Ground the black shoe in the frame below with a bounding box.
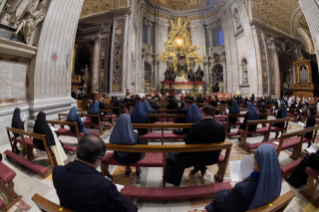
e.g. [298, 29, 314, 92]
[125, 167, 132, 176]
[238, 137, 241, 142]
[200, 166, 207, 177]
[275, 132, 279, 139]
[190, 168, 200, 175]
[284, 176, 290, 183]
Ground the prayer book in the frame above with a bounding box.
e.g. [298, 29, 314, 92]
[306, 144, 318, 154]
[49, 126, 59, 132]
[273, 141, 280, 145]
[115, 184, 125, 191]
[298, 122, 305, 127]
[229, 155, 254, 182]
[81, 117, 86, 122]
[22, 114, 29, 122]
[225, 108, 229, 114]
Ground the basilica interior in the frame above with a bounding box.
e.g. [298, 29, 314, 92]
[1, 0, 319, 211]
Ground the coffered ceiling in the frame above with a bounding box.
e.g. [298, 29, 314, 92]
[149, 0, 208, 11]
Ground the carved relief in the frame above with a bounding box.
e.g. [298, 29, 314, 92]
[241, 58, 248, 84]
[80, 0, 129, 19]
[233, 8, 241, 29]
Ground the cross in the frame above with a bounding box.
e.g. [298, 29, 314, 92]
[51, 53, 58, 63]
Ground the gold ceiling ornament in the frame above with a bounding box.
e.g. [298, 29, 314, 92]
[158, 17, 204, 72]
[149, 0, 207, 11]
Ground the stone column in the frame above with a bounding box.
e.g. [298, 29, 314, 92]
[91, 36, 101, 93]
[272, 45, 281, 98]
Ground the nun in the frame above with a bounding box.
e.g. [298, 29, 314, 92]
[272, 102, 287, 139]
[144, 101, 157, 123]
[205, 144, 282, 212]
[33, 112, 67, 165]
[130, 101, 149, 136]
[174, 101, 188, 124]
[11, 108, 26, 152]
[110, 114, 146, 176]
[238, 102, 259, 141]
[66, 107, 89, 135]
[89, 101, 104, 124]
[226, 100, 240, 132]
[173, 103, 202, 135]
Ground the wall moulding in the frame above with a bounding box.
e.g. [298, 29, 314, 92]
[0, 38, 37, 58]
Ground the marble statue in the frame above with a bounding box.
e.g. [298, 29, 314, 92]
[188, 71, 196, 82]
[213, 53, 220, 63]
[81, 64, 90, 91]
[242, 60, 248, 84]
[195, 65, 204, 82]
[13, 1, 46, 44]
[233, 8, 241, 29]
[175, 71, 188, 82]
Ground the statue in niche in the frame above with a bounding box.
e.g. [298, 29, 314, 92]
[81, 64, 90, 92]
[0, 0, 30, 27]
[299, 65, 308, 83]
[233, 8, 241, 29]
[195, 65, 204, 82]
[213, 53, 220, 63]
[242, 59, 248, 84]
[13, 1, 47, 44]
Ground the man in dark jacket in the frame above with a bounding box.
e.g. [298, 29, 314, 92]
[151, 98, 161, 110]
[164, 105, 225, 186]
[53, 135, 137, 212]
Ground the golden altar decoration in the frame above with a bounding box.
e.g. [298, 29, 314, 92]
[158, 17, 204, 72]
[234, 89, 241, 97]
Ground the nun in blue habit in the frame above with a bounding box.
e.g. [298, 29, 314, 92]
[130, 101, 149, 135]
[205, 144, 282, 212]
[173, 103, 202, 135]
[238, 102, 259, 137]
[229, 99, 240, 124]
[110, 114, 145, 176]
[67, 107, 89, 135]
[144, 101, 157, 123]
[272, 102, 287, 139]
[89, 101, 104, 124]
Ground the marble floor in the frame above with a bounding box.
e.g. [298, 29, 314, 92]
[1, 121, 319, 212]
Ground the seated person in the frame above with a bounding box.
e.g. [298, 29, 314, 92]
[11, 108, 25, 138]
[110, 96, 116, 103]
[151, 98, 161, 110]
[86, 99, 92, 110]
[53, 134, 138, 212]
[99, 97, 108, 116]
[227, 97, 233, 107]
[67, 107, 89, 135]
[273, 102, 287, 139]
[110, 114, 145, 176]
[196, 95, 204, 103]
[205, 144, 281, 212]
[167, 98, 178, 112]
[299, 101, 309, 121]
[226, 100, 240, 132]
[34, 112, 67, 165]
[238, 102, 259, 141]
[144, 101, 157, 123]
[221, 96, 227, 104]
[114, 97, 125, 115]
[304, 107, 316, 140]
[89, 101, 104, 124]
[174, 101, 188, 124]
[130, 101, 149, 136]
[259, 102, 268, 120]
[209, 96, 218, 107]
[164, 105, 224, 186]
[173, 103, 201, 135]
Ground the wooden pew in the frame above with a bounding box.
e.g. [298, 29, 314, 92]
[132, 123, 192, 144]
[147, 114, 186, 124]
[154, 109, 178, 113]
[238, 118, 290, 152]
[300, 167, 319, 208]
[0, 161, 22, 212]
[5, 127, 57, 178]
[78, 109, 115, 125]
[32, 193, 74, 212]
[101, 142, 233, 200]
[58, 113, 106, 133]
[222, 114, 246, 138]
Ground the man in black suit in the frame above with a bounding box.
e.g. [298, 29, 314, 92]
[53, 135, 137, 212]
[164, 105, 225, 186]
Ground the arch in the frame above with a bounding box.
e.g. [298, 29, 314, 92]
[211, 64, 224, 92]
[297, 27, 315, 54]
[278, 56, 293, 97]
[290, 6, 304, 38]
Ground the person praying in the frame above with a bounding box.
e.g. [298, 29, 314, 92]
[89, 101, 104, 124]
[130, 101, 149, 136]
[272, 102, 287, 139]
[238, 102, 259, 141]
[226, 99, 240, 132]
[205, 144, 281, 212]
[110, 114, 146, 176]
[164, 105, 225, 186]
[67, 107, 89, 135]
[33, 112, 67, 165]
[144, 101, 157, 123]
[11, 108, 25, 138]
[173, 103, 202, 135]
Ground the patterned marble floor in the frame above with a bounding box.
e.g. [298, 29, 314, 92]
[1, 121, 319, 212]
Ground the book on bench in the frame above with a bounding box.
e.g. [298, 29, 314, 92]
[306, 144, 318, 154]
[229, 155, 254, 182]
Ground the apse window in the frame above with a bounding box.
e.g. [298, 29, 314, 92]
[213, 27, 224, 46]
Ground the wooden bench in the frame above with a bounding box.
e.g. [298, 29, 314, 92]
[6, 127, 57, 178]
[154, 109, 178, 114]
[102, 142, 233, 200]
[300, 167, 319, 208]
[238, 118, 290, 152]
[0, 161, 22, 212]
[132, 123, 193, 144]
[58, 113, 107, 133]
[147, 114, 186, 124]
[32, 193, 74, 212]
[79, 109, 116, 125]
[222, 114, 246, 138]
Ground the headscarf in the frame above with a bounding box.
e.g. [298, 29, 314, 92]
[131, 101, 147, 123]
[66, 107, 89, 135]
[89, 101, 99, 114]
[144, 101, 154, 114]
[186, 104, 202, 123]
[280, 102, 287, 118]
[11, 108, 25, 138]
[110, 114, 137, 158]
[248, 144, 281, 210]
[33, 112, 56, 151]
[230, 99, 239, 114]
[247, 102, 259, 120]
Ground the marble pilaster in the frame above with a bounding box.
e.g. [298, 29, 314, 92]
[272, 46, 281, 98]
[91, 37, 101, 93]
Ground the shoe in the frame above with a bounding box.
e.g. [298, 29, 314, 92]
[200, 166, 207, 177]
[125, 167, 132, 176]
[190, 168, 200, 175]
[136, 168, 141, 177]
[275, 132, 279, 139]
[284, 176, 290, 183]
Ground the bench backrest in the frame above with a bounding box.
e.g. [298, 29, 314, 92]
[32, 193, 74, 212]
[78, 109, 115, 125]
[46, 120, 81, 141]
[58, 113, 104, 133]
[147, 114, 186, 119]
[247, 190, 296, 212]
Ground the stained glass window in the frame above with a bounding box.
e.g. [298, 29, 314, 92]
[219, 29, 224, 45]
[212, 27, 223, 46]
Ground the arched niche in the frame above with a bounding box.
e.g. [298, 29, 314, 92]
[211, 64, 223, 92]
[279, 56, 293, 97]
[144, 62, 152, 92]
[241, 58, 248, 85]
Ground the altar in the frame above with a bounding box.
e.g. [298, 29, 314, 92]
[161, 81, 205, 94]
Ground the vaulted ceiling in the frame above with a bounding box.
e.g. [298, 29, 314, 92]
[149, 0, 208, 11]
